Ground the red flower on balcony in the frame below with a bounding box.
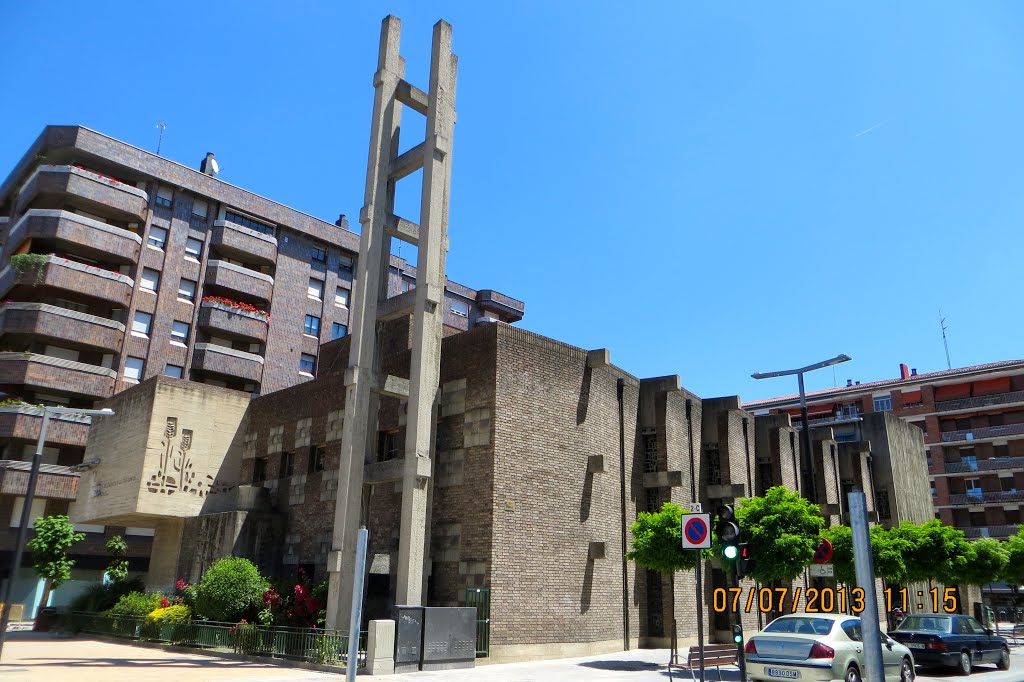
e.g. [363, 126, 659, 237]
[201, 295, 269, 322]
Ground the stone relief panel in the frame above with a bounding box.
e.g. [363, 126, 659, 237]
[146, 416, 232, 497]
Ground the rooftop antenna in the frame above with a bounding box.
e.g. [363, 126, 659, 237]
[155, 120, 166, 156]
[940, 309, 951, 370]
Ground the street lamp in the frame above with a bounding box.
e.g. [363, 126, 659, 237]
[752, 354, 851, 502]
[0, 406, 114, 659]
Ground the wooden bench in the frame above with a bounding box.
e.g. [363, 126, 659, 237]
[668, 643, 739, 681]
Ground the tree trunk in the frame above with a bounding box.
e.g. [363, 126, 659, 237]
[38, 577, 53, 612]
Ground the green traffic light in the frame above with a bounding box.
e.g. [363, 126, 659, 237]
[733, 633, 743, 644]
[723, 544, 739, 560]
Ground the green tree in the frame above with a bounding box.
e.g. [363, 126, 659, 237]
[1003, 529, 1024, 608]
[957, 538, 1008, 596]
[27, 515, 85, 608]
[822, 524, 912, 585]
[735, 486, 824, 584]
[892, 520, 971, 585]
[627, 502, 703, 573]
[192, 557, 268, 622]
[105, 535, 129, 584]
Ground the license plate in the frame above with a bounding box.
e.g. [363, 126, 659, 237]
[766, 668, 800, 679]
[906, 643, 925, 649]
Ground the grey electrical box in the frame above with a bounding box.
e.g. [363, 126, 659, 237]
[421, 606, 476, 671]
[393, 605, 424, 673]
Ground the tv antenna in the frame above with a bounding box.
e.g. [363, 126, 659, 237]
[156, 120, 166, 156]
[939, 310, 951, 370]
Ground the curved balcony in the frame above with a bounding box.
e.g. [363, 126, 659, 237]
[947, 490, 1024, 506]
[0, 256, 134, 307]
[941, 423, 1024, 444]
[6, 209, 142, 264]
[0, 460, 79, 500]
[958, 525, 1021, 539]
[197, 300, 268, 343]
[0, 352, 117, 399]
[211, 220, 277, 265]
[944, 456, 1024, 474]
[15, 165, 148, 222]
[0, 302, 126, 353]
[192, 343, 264, 384]
[205, 260, 273, 304]
[936, 390, 1024, 414]
[0, 406, 91, 447]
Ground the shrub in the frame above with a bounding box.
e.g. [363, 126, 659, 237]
[69, 577, 145, 614]
[144, 605, 191, 626]
[110, 591, 164, 618]
[192, 557, 268, 622]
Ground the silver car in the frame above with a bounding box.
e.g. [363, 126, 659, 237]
[744, 613, 915, 682]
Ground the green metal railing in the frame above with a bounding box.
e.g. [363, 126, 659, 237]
[464, 588, 490, 658]
[68, 612, 366, 667]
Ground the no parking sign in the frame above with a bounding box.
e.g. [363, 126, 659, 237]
[681, 513, 712, 549]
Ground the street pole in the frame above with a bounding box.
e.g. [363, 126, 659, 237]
[849, 492, 885, 682]
[0, 406, 113, 661]
[797, 373, 816, 502]
[346, 526, 368, 682]
[732, 560, 746, 681]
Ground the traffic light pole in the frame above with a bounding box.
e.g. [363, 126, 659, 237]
[732, 559, 746, 682]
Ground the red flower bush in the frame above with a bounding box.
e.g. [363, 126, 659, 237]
[201, 295, 269, 321]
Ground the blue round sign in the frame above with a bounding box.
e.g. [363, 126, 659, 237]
[684, 517, 708, 545]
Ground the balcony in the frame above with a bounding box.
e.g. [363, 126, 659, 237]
[205, 260, 273, 304]
[0, 460, 79, 500]
[211, 221, 277, 265]
[799, 412, 862, 429]
[0, 256, 134, 307]
[192, 343, 263, 384]
[941, 423, 1024, 444]
[0, 405, 91, 446]
[947, 490, 1024, 506]
[0, 352, 116, 399]
[958, 525, 1021, 539]
[15, 165, 149, 222]
[6, 210, 142, 264]
[944, 456, 1024, 474]
[936, 390, 1024, 414]
[197, 300, 268, 343]
[0, 302, 126, 353]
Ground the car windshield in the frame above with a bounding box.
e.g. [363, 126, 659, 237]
[896, 616, 952, 633]
[763, 617, 835, 635]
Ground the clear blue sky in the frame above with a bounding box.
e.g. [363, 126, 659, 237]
[3, 2, 1023, 402]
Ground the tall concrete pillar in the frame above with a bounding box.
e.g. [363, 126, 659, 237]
[327, 15, 457, 629]
[146, 518, 185, 593]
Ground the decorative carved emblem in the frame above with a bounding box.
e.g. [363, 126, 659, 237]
[146, 416, 234, 497]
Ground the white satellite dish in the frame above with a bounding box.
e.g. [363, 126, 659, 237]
[200, 152, 219, 176]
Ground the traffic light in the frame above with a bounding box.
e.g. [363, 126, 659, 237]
[732, 623, 743, 644]
[716, 505, 740, 560]
[737, 542, 756, 578]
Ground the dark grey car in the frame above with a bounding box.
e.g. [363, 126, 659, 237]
[888, 614, 1010, 675]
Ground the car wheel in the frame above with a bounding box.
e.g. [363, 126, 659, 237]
[900, 657, 914, 682]
[845, 665, 862, 682]
[997, 646, 1010, 671]
[956, 650, 972, 676]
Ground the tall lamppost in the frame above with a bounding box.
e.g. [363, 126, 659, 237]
[0, 406, 114, 659]
[752, 354, 851, 502]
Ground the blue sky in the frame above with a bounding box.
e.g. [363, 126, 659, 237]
[3, 2, 1023, 402]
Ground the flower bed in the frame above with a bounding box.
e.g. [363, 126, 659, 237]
[201, 296, 269, 322]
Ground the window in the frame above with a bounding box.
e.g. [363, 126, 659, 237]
[299, 353, 316, 374]
[170, 321, 190, 345]
[332, 323, 347, 340]
[401, 277, 415, 293]
[148, 226, 168, 249]
[131, 311, 153, 336]
[311, 245, 327, 263]
[124, 356, 145, 382]
[338, 254, 354, 274]
[875, 488, 892, 520]
[281, 451, 295, 478]
[191, 198, 208, 218]
[308, 278, 324, 300]
[140, 268, 160, 292]
[155, 186, 174, 208]
[303, 314, 321, 336]
[163, 364, 184, 379]
[178, 278, 197, 302]
[873, 396, 892, 412]
[960, 450, 978, 471]
[451, 299, 470, 318]
[309, 445, 325, 474]
[841, 620, 863, 642]
[185, 237, 203, 259]
[930, 483, 937, 497]
[966, 478, 983, 498]
[335, 287, 350, 307]
[252, 457, 267, 484]
[378, 430, 399, 462]
[224, 210, 275, 236]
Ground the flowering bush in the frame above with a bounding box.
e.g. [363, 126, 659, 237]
[259, 569, 326, 628]
[201, 296, 269, 321]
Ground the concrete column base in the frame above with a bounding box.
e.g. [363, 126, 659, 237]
[146, 518, 185, 593]
[365, 619, 396, 675]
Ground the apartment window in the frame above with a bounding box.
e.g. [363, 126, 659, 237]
[308, 278, 324, 300]
[335, 287, 350, 307]
[451, 299, 470, 318]
[338, 254, 354, 274]
[378, 430, 399, 462]
[311, 245, 327, 263]
[148, 226, 168, 249]
[191, 198, 208, 218]
[401, 277, 415, 293]
[124, 357, 145, 383]
[966, 478, 983, 498]
[54, 298, 89, 314]
[131, 311, 153, 337]
[960, 451, 978, 472]
[931, 483, 937, 498]
[303, 314, 321, 336]
[281, 451, 295, 478]
[140, 268, 160, 292]
[178, 278, 197, 302]
[163, 364, 184, 379]
[1001, 477, 1017, 493]
[185, 237, 203, 259]
[170, 320, 190, 345]
[299, 353, 316, 374]
[309, 445, 325, 474]
[332, 323, 347, 340]
[875, 489, 892, 520]
[873, 396, 892, 412]
[224, 210, 275, 236]
[252, 457, 267, 484]
[995, 444, 1010, 459]
[155, 186, 174, 209]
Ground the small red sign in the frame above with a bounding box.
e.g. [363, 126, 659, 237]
[684, 517, 708, 545]
[813, 538, 833, 564]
